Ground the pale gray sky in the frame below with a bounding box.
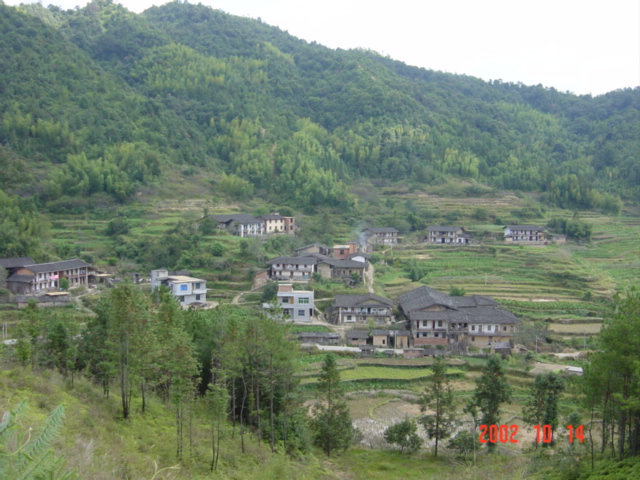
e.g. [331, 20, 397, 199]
[5, 0, 640, 95]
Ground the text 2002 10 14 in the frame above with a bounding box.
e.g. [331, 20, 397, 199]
[479, 424, 585, 444]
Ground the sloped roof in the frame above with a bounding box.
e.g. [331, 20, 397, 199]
[211, 214, 260, 224]
[0, 257, 35, 269]
[454, 295, 498, 308]
[398, 286, 456, 312]
[407, 309, 467, 322]
[303, 253, 366, 269]
[6, 274, 35, 284]
[266, 256, 317, 265]
[427, 226, 463, 232]
[365, 227, 399, 234]
[399, 286, 518, 325]
[295, 243, 328, 252]
[505, 225, 545, 231]
[22, 259, 89, 274]
[346, 330, 370, 339]
[398, 286, 497, 313]
[331, 259, 367, 269]
[333, 293, 394, 308]
[372, 329, 391, 336]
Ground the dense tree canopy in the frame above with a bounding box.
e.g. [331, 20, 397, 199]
[0, 0, 636, 215]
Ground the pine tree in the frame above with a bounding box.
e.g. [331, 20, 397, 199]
[311, 354, 354, 457]
[522, 372, 565, 446]
[419, 356, 456, 456]
[465, 355, 512, 451]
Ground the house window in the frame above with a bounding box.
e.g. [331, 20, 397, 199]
[438, 320, 443, 327]
[346, 315, 353, 321]
[298, 297, 309, 304]
[298, 310, 305, 317]
[180, 284, 188, 291]
[471, 325, 476, 331]
[503, 326, 507, 331]
[281, 298, 289, 303]
[487, 325, 492, 331]
[194, 283, 201, 289]
[471, 336, 475, 342]
[434, 333, 439, 337]
[195, 294, 201, 301]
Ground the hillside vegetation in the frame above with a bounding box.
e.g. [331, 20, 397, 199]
[1, 1, 638, 220]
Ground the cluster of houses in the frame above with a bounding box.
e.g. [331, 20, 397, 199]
[1, 219, 539, 355]
[0, 257, 91, 295]
[263, 281, 519, 354]
[205, 212, 296, 237]
[424, 225, 549, 245]
[200, 210, 551, 247]
[261, 242, 370, 283]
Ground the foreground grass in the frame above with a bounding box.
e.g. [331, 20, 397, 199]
[331, 448, 531, 480]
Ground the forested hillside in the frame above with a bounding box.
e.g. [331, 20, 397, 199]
[1, 0, 638, 256]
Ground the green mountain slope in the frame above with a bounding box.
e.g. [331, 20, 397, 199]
[1, 0, 638, 212]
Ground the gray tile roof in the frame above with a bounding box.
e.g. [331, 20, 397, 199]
[398, 286, 497, 313]
[346, 330, 370, 339]
[211, 214, 261, 224]
[399, 286, 518, 326]
[427, 226, 463, 232]
[22, 259, 90, 274]
[505, 225, 545, 231]
[0, 257, 35, 269]
[295, 243, 328, 251]
[302, 253, 367, 269]
[328, 259, 367, 269]
[365, 227, 399, 233]
[6, 274, 35, 284]
[266, 256, 317, 265]
[333, 293, 394, 308]
[398, 286, 456, 312]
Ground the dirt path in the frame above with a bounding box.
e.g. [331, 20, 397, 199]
[364, 262, 375, 293]
[529, 361, 570, 376]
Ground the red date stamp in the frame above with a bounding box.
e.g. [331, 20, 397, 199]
[479, 424, 585, 444]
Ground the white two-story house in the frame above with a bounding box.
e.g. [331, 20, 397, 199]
[151, 269, 207, 306]
[276, 284, 314, 322]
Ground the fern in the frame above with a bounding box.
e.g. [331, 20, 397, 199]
[0, 403, 78, 480]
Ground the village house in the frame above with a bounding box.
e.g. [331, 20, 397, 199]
[426, 226, 472, 245]
[328, 293, 394, 325]
[210, 214, 264, 237]
[370, 329, 412, 349]
[265, 253, 368, 283]
[345, 330, 370, 346]
[295, 243, 332, 256]
[331, 242, 358, 260]
[266, 256, 316, 281]
[257, 213, 296, 234]
[276, 284, 314, 322]
[297, 331, 339, 345]
[363, 227, 399, 248]
[208, 212, 296, 237]
[504, 225, 547, 244]
[1, 257, 90, 295]
[151, 269, 207, 306]
[398, 285, 519, 349]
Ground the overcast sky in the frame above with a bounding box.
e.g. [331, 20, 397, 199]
[5, 0, 640, 96]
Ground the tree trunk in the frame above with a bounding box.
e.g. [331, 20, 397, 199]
[269, 355, 275, 453]
[141, 380, 146, 414]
